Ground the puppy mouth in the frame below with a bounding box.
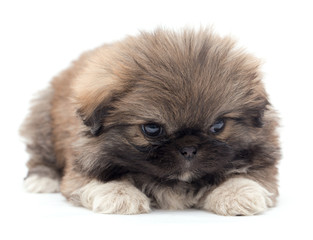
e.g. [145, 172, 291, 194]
[170, 162, 197, 182]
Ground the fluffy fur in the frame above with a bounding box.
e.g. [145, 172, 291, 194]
[24, 175, 60, 193]
[203, 177, 273, 216]
[70, 180, 151, 214]
[21, 28, 280, 215]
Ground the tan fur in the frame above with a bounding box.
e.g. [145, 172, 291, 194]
[21, 28, 280, 216]
[141, 181, 209, 210]
[70, 180, 151, 214]
[24, 175, 60, 193]
[203, 177, 273, 216]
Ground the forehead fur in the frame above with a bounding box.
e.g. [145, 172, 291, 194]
[73, 28, 268, 129]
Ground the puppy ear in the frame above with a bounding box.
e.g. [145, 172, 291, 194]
[251, 108, 266, 128]
[77, 105, 112, 136]
[72, 48, 125, 136]
[245, 99, 270, 128]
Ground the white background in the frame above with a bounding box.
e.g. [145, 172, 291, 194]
[1, 0, 312, 239]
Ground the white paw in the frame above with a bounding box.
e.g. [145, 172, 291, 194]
[71, 180, 151, 214]
[24, 175, 60, 193]
[204, 178, 273, 216]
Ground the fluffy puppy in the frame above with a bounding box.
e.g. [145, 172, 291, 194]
[21, 28, 280, 216]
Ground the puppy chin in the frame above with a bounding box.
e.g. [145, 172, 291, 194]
[168, 168, 195, 182]
[177, 172, 194, 182]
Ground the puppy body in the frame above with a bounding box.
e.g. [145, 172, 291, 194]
[21, 29, 280, 215]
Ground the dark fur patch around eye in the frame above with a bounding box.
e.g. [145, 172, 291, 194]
[174, 128, 203, 138]
[130, 143, 152, 153]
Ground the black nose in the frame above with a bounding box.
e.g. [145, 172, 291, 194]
[180, 146, 197, 160]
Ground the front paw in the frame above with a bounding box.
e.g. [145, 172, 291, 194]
[24, 174, 60, 193]
[70, 180, 151, 214]
[204, 178, 273, 216]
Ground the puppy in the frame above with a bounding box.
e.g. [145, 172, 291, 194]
[21, 28, 280, 216]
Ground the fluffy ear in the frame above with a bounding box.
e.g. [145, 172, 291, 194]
[246, 105, 268, 128]
[72, 48, 126, 136]
[77, 104, 113, 136]
[244, 95, 270, 128]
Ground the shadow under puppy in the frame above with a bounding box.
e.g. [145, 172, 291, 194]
[21, 28, 280, 216]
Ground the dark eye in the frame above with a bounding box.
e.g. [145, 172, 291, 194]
[210, 119, 225, 134]
[142, 123, 163, 137]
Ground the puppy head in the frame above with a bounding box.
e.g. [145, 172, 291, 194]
[73, 29, 278, 183]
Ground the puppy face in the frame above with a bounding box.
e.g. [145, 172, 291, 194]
[73, 29, 278, 184]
